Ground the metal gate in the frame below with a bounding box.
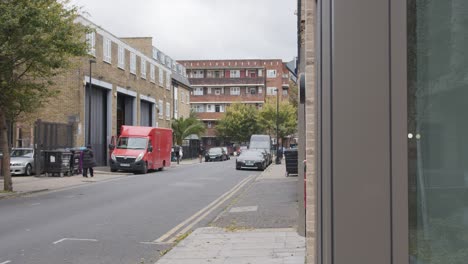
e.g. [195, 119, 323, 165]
[34, 119, 73, 175]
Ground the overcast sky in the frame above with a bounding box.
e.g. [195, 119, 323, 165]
[71, 0, 297, 61]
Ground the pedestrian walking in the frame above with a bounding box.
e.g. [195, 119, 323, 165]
[174, 145, 181, 164]
[198, 144, 205, 163]
[82, 144, 96, 177]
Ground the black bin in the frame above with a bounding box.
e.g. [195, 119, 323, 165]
[43, 150, 73, 177]
[284, 148, 298, 176]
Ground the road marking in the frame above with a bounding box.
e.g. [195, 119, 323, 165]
[30, 203, 40, 206]
[154, 175, 253, 243]
[139, 242, 172, 245]
[53, 238, 98, 245]
[229, 206, 258, 213]
[168, 177, 252, 243]
[0, 260, 12, 264]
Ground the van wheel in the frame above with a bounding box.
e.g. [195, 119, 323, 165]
[110, 168, 117, 172]
[141, 162, 148, 174]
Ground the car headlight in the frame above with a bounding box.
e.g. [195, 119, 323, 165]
[135, 152, 144, 162]
[111, 153, 116, 161]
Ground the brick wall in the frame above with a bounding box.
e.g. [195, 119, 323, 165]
[17, 26, 174, 148]
[304, 0, 317, 263]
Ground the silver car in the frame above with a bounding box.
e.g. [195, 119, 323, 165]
[10, 148, 35, 176]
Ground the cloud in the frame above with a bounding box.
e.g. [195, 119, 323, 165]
[72, 0, 297, 61]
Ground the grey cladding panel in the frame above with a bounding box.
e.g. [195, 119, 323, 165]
[332, 0, 391, 263]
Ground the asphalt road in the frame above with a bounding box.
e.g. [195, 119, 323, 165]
[0, 159, 260, 264]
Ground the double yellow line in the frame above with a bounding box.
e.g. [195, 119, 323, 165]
[154, 175, 253, 243]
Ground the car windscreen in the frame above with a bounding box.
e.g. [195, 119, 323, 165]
[209, 148, 222, 154]
[116, 137, 148, 150]
[11, 149, 33, 158]
[249, 141, 270, 149]
[239, 151, 264, 159]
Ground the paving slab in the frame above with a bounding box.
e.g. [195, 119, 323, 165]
[155, 227, 305, 264]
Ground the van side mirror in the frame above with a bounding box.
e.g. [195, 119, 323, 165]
[109, 144, 115, 150]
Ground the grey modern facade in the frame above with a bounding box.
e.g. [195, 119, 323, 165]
[300, 0, 468, 263]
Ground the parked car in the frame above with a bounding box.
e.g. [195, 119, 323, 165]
[249, 134, 272, 165]
[236, 149, 267, 171]
[205, 147, 228, 162]
[222, 147, 231, 160]
[10, 148, 35, 176]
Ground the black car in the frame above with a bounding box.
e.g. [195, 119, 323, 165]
[236, 150, 267, 171]
[205, 147, 228, 162]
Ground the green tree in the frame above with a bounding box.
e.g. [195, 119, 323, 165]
[258, 99, 297, 144]
[216, 103, 262, 143]
[171, 113, 206, 146]
[0, 0, 89, 191]
[288, 80, 299, 108]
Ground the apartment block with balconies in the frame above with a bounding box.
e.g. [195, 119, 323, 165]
[177, 59, 290, 148]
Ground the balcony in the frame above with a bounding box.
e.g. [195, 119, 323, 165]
[196, 112, 224, 120]
[189, 77, 265, 86]
[190, 94, 265, 103]
[282, 77, 290, 87]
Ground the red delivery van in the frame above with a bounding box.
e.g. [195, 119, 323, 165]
[109, 126, 172, 173]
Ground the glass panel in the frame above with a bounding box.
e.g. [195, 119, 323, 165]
[408, 1, 468, 263]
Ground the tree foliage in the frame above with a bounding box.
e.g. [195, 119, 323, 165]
[171, 114, 206, 146]
[216, 103, 263, 143]
[0, 0, 90, 191]
[258, 99, 297, 141]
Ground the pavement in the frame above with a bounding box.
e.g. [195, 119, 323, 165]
[155, 161, 306, 264]
[0, 158, 201, 199]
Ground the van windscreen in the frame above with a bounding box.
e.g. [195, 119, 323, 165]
[117, 137, 148, 150]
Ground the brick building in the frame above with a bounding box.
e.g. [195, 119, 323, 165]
[14, 16, 184, 166]
[177, 59, 291, 148]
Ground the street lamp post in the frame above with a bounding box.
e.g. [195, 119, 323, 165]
[87, 59, 96, 146]
[275, 88, 281, 164]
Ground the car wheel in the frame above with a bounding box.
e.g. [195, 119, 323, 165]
[110, 168, 118, 172]
[236, 166, 241, 170]
[25, 164, 32, 176]
[141, 162, 148, 174]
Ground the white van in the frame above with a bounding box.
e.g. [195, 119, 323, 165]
[249, 134, 272, 165]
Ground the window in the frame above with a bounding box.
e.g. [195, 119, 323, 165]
[282, 89, 288, 96]
[130, 52, 136, 74]
[174, 99, 178, 119]
[103, 38, 111, 63]
[258, 87, 263, 94]
[194, 87, 203, 96]
[250, 88, 257, 95]
[207, 104, 213, 112]
[192, 105, 203, 112]
[230, 87, 240, 95]
[165, 102, 170, 119]
[118, 46, 125, 69]
[141, 59, 146, 79]
[159, 67, 164, 86]
[207, 121, 212, 128]
[158, 100, 163, 119]
[166, 72, 171, 90]
[181, 91, 184, 103]
[267, 70, 277, 78]
[267, 87, 277, 95]
[86, 31, 96, 56]
[186, 93, 190, 104]
[407, 3, 468, 263]
[150, 64, 155, 82]
[214, 88, 221, 95]
[258, 69, 263, 77]
[215, 105, 220, 112]
[192, 70, 204, 78]
[230, 70, 240, 78]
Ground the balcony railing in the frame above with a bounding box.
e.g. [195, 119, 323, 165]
[189, 77, 266, 86]
[190, 94, 265, 103]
